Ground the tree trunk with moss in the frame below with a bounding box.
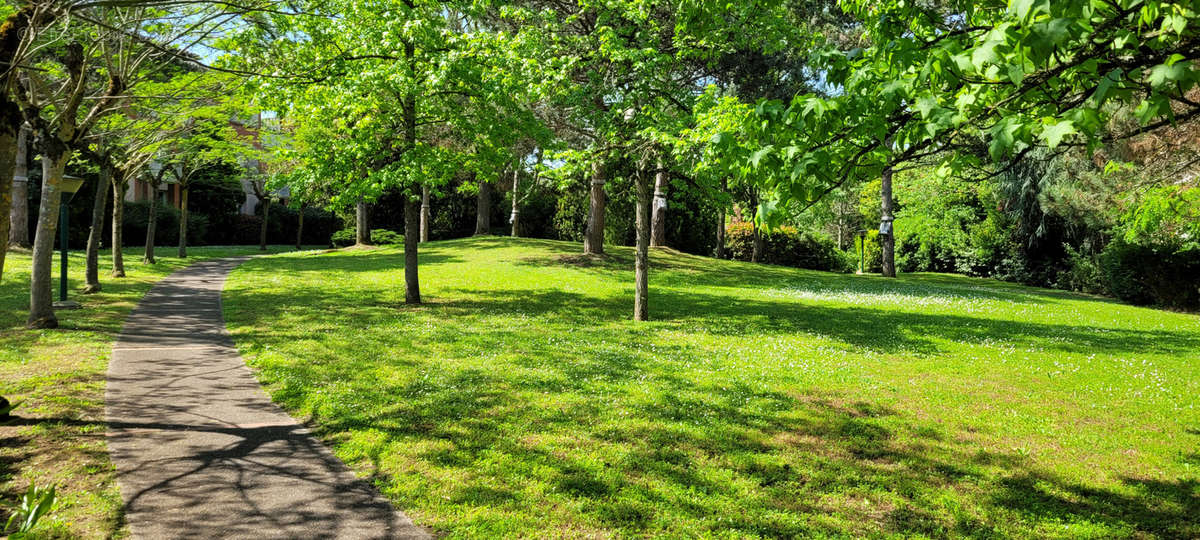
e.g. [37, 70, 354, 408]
[83, 165, 110, 293]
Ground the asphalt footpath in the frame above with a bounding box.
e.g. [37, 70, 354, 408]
[106, 257, 428, 539]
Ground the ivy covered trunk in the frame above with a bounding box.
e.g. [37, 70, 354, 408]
[110, 174, 125, 276]
[143, 185, 158, 264]
[880, 164, 896, 278]
[177, 185, 189, 258]
[259, 196, 269, 251]
[650, 158, 668, 248]
[474, 174, 490, 236]
[356, 197, 369, 245]
[420, 185, 430, 242]
[83, 165, 110, 293]
[634, 170, 651, 321]
[28, 147, 68, 329]
[583, 161, 605, 255]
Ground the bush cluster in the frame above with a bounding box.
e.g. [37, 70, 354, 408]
[724, 222, 850, 272]
[1098, 238, 1200, 309]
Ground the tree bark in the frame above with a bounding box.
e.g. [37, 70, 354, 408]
[634, 170, 651, 321]
[83, 165, 110, 293]
[143, 183, 158, 264]
[583, 161, 606, 255]
[880, 164, 896, 278]
[0, 121, 17, 284]
[28, 149, 68, 329]
[110, 174, 125, 276]
[751, 221, 764, 263]
[259, 195, 269, 251]
[177, 185, 189, 258]
[295, 204, 303, 249]
[355, 196, 369, 245]
[404, 196, 420, 304]
[650, 157, 668, 248]
[6, 125, 29, 252]
[402, 39, 421, 304]
[715, 209, 726, 259]
[509, 166, 520, 237]
[474, 173, 490, 236]
[420, 185, 430, 242]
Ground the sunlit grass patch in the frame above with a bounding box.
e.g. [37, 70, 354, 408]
[224, 236, 1200, 538]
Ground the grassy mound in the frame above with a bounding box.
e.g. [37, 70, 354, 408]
[224, 236, 1199, 538]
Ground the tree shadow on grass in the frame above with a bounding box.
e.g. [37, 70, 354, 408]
[417, 286, 1200, 358]
[269, 351, 1197, 537]
[509, 243, 1149, 309]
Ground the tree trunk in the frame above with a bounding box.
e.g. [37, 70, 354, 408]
[177, 185, 188, 258]
[634, 170, 651, 321]
[474, 173, 490, 236]
[880, 164, 896, 278]
[143, 184, 158, 264]
[583, 161, 606, 255]
[650, 157, 668, 248]
[111, 175, 125, 276]
[0, 121, 17, 284]
[6, 125, 29, 251]
[715, 209, 726, 259]
[420, 185, 430, 242]
[28, 148, 68, 329]
[751, 221, 763, 263]
[402, 39, 420, 304]
[259, 195, 269, 251]
[509, 166, 520, 237]
[404, 196, 420, 304]
[295, 205, 303, 249]
[356, 196, 369, 245]
[83, 165, 110, 293]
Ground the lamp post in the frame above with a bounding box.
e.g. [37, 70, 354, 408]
[55, 174, 86, 309]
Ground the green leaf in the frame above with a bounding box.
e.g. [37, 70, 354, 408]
[1039, 119, 1076, 149]
[749, 145, 773, 168]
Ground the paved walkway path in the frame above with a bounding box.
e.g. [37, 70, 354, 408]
[107, 257, 428, 539]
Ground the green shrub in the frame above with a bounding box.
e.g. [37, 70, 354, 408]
[1100, 237, 1200, 309]
[370, 229, 404, 245]
[725, 223, 850, 272]
[331, 228, 356, 247]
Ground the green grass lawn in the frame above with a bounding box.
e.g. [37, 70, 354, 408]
[0, 244, 321, 538]
[224, 236, 1200, 539]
